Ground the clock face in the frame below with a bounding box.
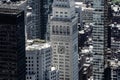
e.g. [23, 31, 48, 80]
[58, 46, 65, 54]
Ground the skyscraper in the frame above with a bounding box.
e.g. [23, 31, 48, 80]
[26, 39, 52, 80]
[92, 0, 109, 80]
[0, 8, 26, 80]
[0, 0, 27, 40]
[27, 0, 52, 39]
[49, 0, 79, 80]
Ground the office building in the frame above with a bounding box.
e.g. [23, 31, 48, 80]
[104, 60, 120, 80]
[26, 39, 59, 80]
[27, 0, 52, 39]
[0, 8, 26, 80]
[26, 74, 36, 80]
[79, 56, 92, 80]
[111, 4, 120, 24]
[26, 6, 35, 39]
[47, 67, 59, 80]
[92, 0, 109, 79]
[0, 0, 27, 40]
[49, 0, 79, 79]
[75, 2, 93, 30]
[80, 7, 93, 24]
[111, 24, 120, 51]
[111, 39, 120, 53]
[110, 60, 120, 80]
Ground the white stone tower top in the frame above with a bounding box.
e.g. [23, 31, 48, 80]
[51, 0, 76, 20]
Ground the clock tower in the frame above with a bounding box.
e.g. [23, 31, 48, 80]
[48, 0, 78, 80]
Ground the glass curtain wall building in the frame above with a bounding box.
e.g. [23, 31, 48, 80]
[93, 0, 109, 80]
[0, 8, 26, 80]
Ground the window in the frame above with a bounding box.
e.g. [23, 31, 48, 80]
[59, 61, 64, 64]
[37, 57, 39, 59]
[65, 12, 67, 14]
[60, 12, 63, 14]
[63, 26, 66, 34]
[67, 26, 70, 35]
[54, 61, 58, 63]
[65, 15, 67, 17]
[60, 26, 62, 34]
[37, 61, 39, 63]
[52, 25, 55, 34]
[56, 26, 58, 34]
[60, 15, 62, 17]
[54, 58, 58, 60]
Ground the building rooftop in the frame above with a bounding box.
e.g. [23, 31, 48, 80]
[75, 2, 94, 11]
[111, 4, 120, 12]
[51, 67, 56, 71]
[111, 4, 120, 16]
[26, 12, 32, 17]
[75, 2, 83, 5]
[111, 24, 120, 30]
[108, 59, 120, 68]
[26, 39, 51, 51]
[81, 46, 93, 54]
[88, 76, 93, 80]
[0, 8, 22, 14]
[86, 57, 93, 63]
[0, 0, 26, 5]
[79, 30, 85, 34]
[81, 7, 94, 11]
[75, 2, 86, 8]
[0, 0, 27, 9]
[81, 49, 89, 53]
[111, 38, 120, 42]
[83, 63, 90, 67]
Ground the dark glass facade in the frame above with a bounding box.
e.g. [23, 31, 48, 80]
[40, 0, 53, 39]
[28, 0, 52, 39]
[0, 8, 26, 80]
